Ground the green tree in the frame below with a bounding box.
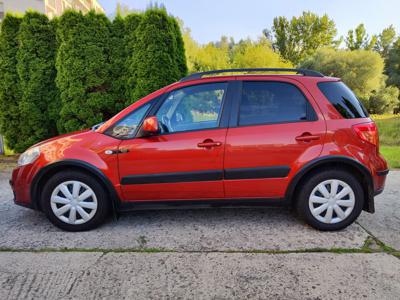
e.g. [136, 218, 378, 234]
[271, 11, 338, 65]
[130, 8, 186, 101]
[374, 25, 396, 58]
[385, 37, 400, 111]
[169, 17, 188, 78]
[110, 15, 128, 112]
[231, 38, 293, 68]
[56, 11, 113, 133]
[0, 14, 22, 152]
[124, 13, 144, 105]
[345, 24, 377, 51]
[190, 42, 231, 72]
[301, 48, 384, 101]
[16, 12, 59, 151]
[366, 81, 399, 114]
[386, 37, 400, 88]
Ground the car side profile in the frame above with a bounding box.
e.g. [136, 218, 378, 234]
[10, 68, 389, 231]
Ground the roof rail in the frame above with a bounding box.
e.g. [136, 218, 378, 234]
[180, 68, 324, 82]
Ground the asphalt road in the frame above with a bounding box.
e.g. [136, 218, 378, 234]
[0, 170, 399, 299]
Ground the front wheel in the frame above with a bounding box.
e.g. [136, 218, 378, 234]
[41, 171, 110, 231]
[296, 169, 364, 231]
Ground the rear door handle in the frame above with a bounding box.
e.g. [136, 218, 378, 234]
[295, 133, 320, 142]
[198, 140, 222, 148]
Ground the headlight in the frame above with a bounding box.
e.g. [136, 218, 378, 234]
[17, 147, 40, 166]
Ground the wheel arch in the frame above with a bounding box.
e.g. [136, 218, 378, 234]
[285, 155, 375, 213]
[31, 159, 120, 215]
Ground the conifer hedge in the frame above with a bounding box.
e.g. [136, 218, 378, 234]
[0, 8, 188, 151]
[55, 11, 114, 133]
[17, 12, 59, 150]
[0, 15, 22, 152]
[130, 8, 186, 101]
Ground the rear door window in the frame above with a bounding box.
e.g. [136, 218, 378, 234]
[318, 81, 368, 119]
[238, 81, 315, 126]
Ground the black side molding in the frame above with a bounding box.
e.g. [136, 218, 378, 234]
[121, 166, 291, 185]
[121, 170, 223, 185]
[224, 166, 290, 180]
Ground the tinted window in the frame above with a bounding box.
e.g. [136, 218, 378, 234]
[156, 83, 227, 134]
[318, 81, 368, 119]
[239, 82, 312, 126]
[110, 103, 152, 138]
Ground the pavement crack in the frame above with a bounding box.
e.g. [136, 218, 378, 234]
[356, 221, 400, 259]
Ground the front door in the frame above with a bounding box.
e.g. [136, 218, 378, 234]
[224, 79, 326, 199]
[118, 82, 230, 201]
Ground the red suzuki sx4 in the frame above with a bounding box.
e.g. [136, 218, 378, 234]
[10, 68, 389, 231]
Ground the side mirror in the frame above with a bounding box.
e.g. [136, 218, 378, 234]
[140, 116, 160, 137]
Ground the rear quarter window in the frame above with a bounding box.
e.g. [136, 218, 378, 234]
[318, 81, 368, 119]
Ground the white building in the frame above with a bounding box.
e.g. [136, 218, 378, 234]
[0, 0, 104, 21]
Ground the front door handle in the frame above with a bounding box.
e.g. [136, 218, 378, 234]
[198, 139, 222, 148]
[295, 133, 320, 142]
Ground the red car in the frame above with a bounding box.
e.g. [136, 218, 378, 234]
[10, 68, 389, 231]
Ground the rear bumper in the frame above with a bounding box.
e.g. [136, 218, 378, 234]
[376, 169, 389, 177]
[365, 168, 389, 214]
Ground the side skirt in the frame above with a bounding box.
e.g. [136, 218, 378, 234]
[116, 197, 290, 212]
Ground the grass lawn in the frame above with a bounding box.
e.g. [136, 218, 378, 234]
[372, 114, 400, 169]
[380, 146, 400, 169]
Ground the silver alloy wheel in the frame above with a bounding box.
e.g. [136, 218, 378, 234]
[308, 179, 355, 224]
[50, 180, 98, 225]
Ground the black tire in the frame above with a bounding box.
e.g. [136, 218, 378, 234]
[41, 170, 110, 231]
[296, 169, 364, 231]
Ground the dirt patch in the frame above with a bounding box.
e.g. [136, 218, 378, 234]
[0, 155, 18, 171]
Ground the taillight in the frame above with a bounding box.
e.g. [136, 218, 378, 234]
[352, 122, 379, 147]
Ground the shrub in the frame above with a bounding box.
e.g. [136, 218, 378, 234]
[0, 14, 22, 152]
[301, 48, 384, 100]
[56, 11, 113, 133]
[123, 13, 143, 106]
[130, 8, 186, 101]
[17, 12, 59, 151]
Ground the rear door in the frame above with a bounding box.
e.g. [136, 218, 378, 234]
[224, 78, 326, 199]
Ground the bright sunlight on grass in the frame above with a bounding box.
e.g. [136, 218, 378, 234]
[372, 114, 400, 169]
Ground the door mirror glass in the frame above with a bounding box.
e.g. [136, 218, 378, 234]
[141, 116, 160, 136]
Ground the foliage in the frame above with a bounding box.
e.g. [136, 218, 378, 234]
[374, 25, 396, 58]
[182, 28, 292, 73]
[124, 13, 143, 106]
[109, 15, 128, 112]
[231, 38, 292, 68]
[271, 11, 338, 65]
[385, 37, 400, 90]
[56, 11, 113, 133]
[345, 24, 377, 50]
[130, 8, 185, 101]
[16, 12, 59, 151]
[366, 82, 399, 114]
[301, 48, 384, 100]
[0, 14, 22, 152]
[169, 17, 188, 78]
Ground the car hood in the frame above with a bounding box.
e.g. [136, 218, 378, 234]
[32, 129, 91, 148]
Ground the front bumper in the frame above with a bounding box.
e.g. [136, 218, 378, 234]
[10, 165, 37, 209]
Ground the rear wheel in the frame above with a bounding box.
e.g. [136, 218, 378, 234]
[41, 171, 110, 231]
[296, 169, 364, 231]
